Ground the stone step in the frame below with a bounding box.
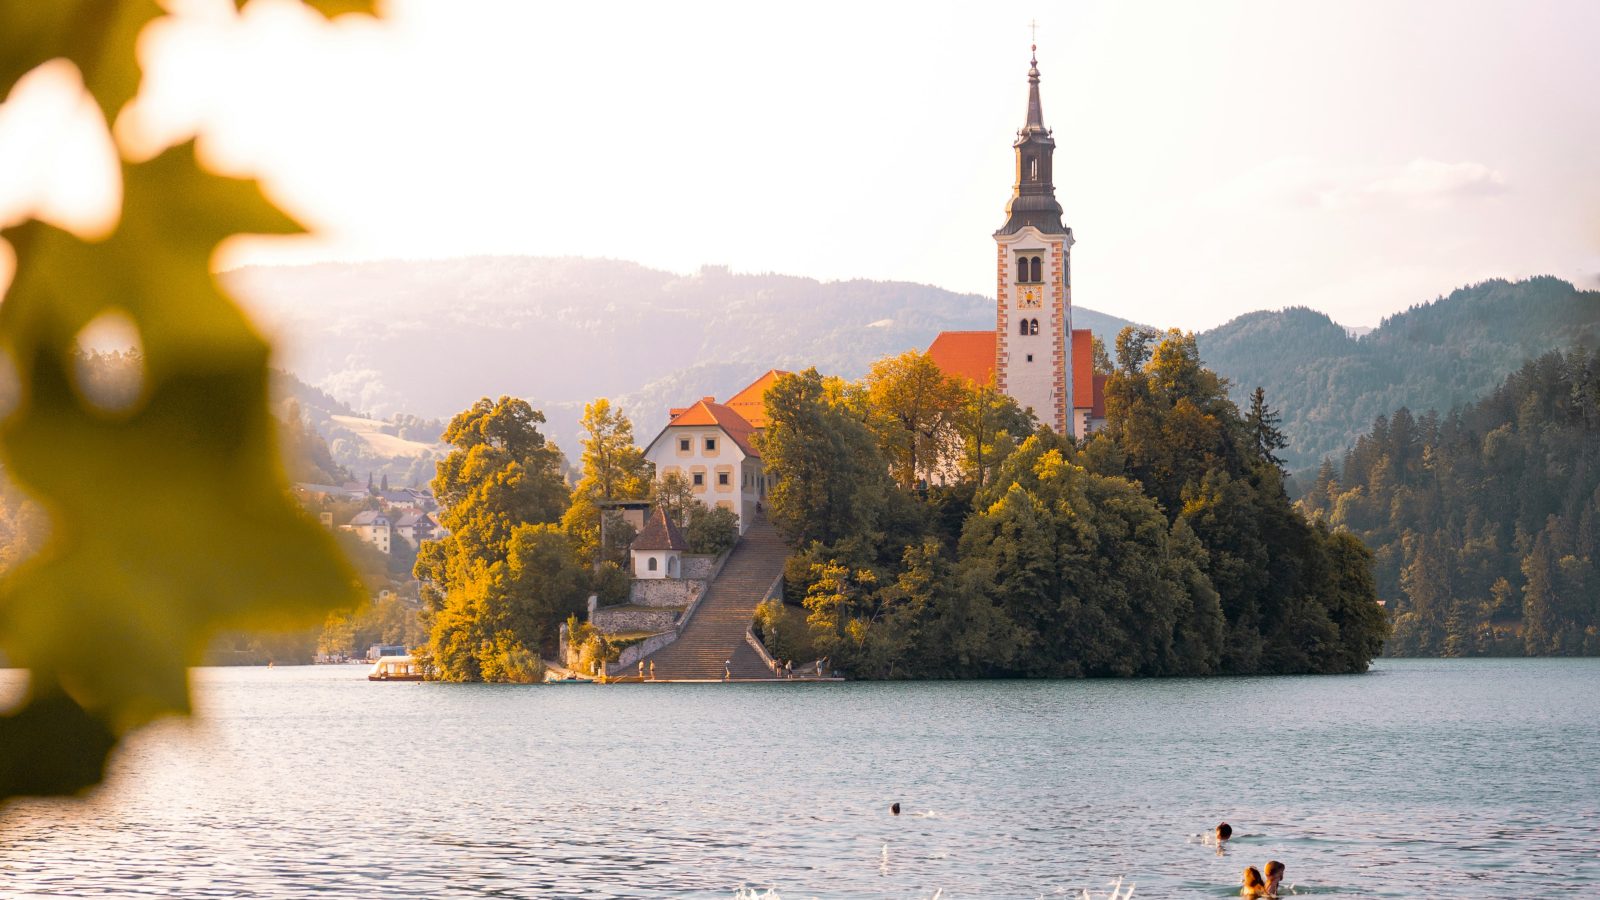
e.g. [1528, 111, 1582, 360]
[631, 522, 788, 681]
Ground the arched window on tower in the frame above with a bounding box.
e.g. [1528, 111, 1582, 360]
[1019, 319, 1029, 336]
[1029, 319, 1040, 336]
[1030, 256, 1042, 283]
[1030, 158, 1038, 182]
[1016, 257, 1028, 283]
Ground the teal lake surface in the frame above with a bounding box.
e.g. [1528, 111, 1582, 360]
[1, 659, 1596, 897]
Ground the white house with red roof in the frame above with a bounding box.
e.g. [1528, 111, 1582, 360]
[642, 370, 787, 534]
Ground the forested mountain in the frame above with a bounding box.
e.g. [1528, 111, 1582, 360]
[1198, 277, 1600, 471]
[236, 259, 1596, 478]
[228, 257, 1139, 449]
[1300, 348, 1600, 656]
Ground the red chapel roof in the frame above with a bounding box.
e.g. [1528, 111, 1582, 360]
[927, 331, 997, 387]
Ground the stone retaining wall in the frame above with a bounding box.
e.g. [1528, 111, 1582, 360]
[680, 553, 721, 580]
[615, 630, 677, 670]
[628, 578, 704, 607]
[591, 605, 681, 634]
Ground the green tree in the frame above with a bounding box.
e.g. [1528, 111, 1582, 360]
[1085, 329, 1387, 674]
[802, 559, 878, 666]
[1245, 386, 1289, 472]
[952, 382, 1034, 488]
[961, 440, 1226, 677]
[415, 397, 574, 681]
[1091, 334, 1114, 376]
[651, 471, 696, 525]
[759, 369, 893, 548]
[686, 502, 740, 556]
[1314, 348, 1600, 658]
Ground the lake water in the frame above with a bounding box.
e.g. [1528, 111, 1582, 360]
[1, 659, 1596, 898]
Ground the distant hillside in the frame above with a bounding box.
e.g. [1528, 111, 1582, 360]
[271, 369, 448, 487]
[229, 257, 1140, 449]
[1197, 277, 1600, 471]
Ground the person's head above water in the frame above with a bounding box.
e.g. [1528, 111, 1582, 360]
[1216, 822, 1233, 842]
[1242, 866, 1266, 895]
[890, 803, 900, 816]
[1264, 860, 1284, 885]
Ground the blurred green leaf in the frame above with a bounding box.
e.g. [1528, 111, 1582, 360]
[0, 143, 361, 786]
[234, 0, 379, 17]
[0, 1, 161, 119]
[0, 682, 117, 799]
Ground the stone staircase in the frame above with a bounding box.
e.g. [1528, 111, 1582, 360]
[627, 518, 787, 681]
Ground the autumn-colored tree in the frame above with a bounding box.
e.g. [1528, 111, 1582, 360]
[862, 351, 967, 489]
[415, 397, 577, 681]
[562, 398, 652, 566]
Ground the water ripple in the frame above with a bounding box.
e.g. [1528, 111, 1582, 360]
[1, 659, 1597, 896]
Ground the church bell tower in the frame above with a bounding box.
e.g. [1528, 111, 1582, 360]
[994, 44, 1074, 435]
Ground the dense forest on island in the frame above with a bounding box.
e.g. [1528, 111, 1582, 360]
[1300, 348, 1600, 656]
[754, 330, 1388, 678]
[1198, 277, 1600, 472]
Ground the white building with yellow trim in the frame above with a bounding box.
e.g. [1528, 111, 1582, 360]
[641, 371, 786, 534]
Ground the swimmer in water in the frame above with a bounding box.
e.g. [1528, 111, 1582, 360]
[1213, 821, 1233, 855]
[1241, 865, 1268, 898]
[1263, 860, 1284, 897]
[890, 802, 900, 816]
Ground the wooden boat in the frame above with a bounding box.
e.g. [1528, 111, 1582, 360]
[367, 655, 424, 681]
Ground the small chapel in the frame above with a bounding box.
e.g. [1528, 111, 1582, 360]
[926, 45, 1105, 437]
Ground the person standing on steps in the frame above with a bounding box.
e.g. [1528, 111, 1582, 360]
[637, 660, 644, 681]
[723, 659, 731, 681]
[649, 660, 655, 681]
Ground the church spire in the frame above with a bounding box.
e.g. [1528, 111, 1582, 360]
[1024, 43, 1045, 132]
[996, 41, 1066, 236]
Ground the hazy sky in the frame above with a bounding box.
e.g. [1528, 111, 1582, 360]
[6, 0, 1600, 330]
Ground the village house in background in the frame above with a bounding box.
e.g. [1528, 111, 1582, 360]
[294, 479, 442, 556]
[925, 44, 1105, 435]
[640, 370, 786, 534]
[345, 510, 392, 554]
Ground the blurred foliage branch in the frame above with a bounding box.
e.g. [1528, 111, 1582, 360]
[0, 1, 379, 804]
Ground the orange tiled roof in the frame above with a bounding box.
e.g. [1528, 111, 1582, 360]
[1071, 330, 1093, 412]
[927, 331, 997, 386]
[723, 369, 790, 430]
[666, 400, 761, 458]
[929, 327, 1104, 422]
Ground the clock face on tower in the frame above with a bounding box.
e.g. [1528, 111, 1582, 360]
[1020, 286, 1042, 308]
